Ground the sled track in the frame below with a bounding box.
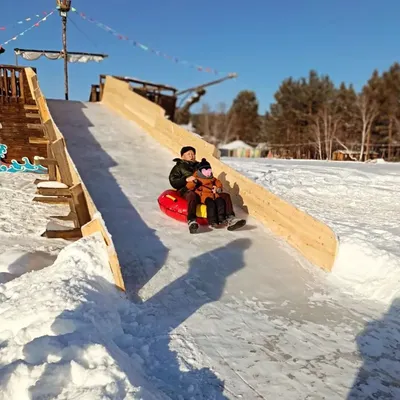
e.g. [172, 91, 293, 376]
[48, 100, 379, 399]
[48, 100, 314, 296]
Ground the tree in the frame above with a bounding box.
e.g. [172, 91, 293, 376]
[213, 102, 236, 144]
[264, 76, 310, 157]
[197, 103, 212, 137]
[381, 63, 400, 160]
[356, 85, 379, 161]
[299, 72, 347, 160]
[227, 90, 260, 144]
[366, 70, 386, 157]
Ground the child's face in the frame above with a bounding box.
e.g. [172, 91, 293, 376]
[201, 168, 212, 177]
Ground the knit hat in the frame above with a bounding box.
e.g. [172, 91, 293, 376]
[196, 158, 213, 178]
[197, 158, 211, 171]
[180, 146, 196, 156]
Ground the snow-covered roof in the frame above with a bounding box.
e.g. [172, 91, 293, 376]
[218, 140, 253, 150]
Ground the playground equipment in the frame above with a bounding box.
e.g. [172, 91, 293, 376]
[89, 73, 237, 122]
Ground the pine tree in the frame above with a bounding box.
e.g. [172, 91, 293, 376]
[227, 90, 260, 144]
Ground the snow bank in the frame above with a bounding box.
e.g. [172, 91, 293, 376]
[0, 234, 166, 400]
[224, 158, 400, 305]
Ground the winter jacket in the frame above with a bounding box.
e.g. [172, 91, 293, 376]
[169, 158, 199, 195]
[186, 171, 223, 204]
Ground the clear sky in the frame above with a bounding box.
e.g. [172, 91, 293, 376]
[1, 0, 400, 113]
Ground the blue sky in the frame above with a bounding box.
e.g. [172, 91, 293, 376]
[1, 0, 400, 113]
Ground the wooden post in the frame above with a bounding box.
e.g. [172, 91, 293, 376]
[57, 0, 71, 100]
[62, 15, 68, 100]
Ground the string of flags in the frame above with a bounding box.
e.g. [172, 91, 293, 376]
[0, 10, 55, 48]
[0, 11, 51, 31]
[71, 7, 225, 75]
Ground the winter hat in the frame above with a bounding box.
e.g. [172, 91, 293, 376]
[197, 158, 213, 178]
[197, 158, 211, 171]
[180, 146, 196, 156]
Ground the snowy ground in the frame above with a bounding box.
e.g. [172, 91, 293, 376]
[0, 173, 69, 283]
[1, 101, 400, 399]
[224, 158, 400, 306]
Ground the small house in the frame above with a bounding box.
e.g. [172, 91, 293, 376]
[218, 140, 255, 157]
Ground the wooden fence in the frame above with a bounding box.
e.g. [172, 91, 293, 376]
[24, 67, 125, 291]
[0, 65, 29, 103]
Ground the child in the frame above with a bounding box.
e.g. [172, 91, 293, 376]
[186, 158, 227, 227]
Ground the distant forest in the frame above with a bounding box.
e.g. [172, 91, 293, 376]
[185, 63, 400, 161]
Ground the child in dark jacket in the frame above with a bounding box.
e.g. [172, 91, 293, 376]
[186, 158, 227, 227]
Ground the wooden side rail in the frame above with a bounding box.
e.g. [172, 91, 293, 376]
[24, 67, 125, 291]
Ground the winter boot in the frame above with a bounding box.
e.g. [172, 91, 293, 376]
[225, 215, 246, 231]
[188, 220, 199, 234]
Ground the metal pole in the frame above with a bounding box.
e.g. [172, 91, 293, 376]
[62, 14, 69, 100]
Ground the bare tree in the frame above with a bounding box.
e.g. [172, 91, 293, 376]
[309, 104, 341, 160]
[198, 103, 211, 137]
[212, 102, 228, 142]
[310, 117, 323, 160]
[357, 89, 378, 161]
[335, 138, 358, 161]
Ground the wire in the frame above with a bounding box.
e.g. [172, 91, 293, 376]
[0, 10, 55, 47]
[71, 6, 230, 76]
[67, 13, 99, 49]
[0, 11, 51, 31]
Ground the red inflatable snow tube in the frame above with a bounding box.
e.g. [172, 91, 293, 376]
[157, 189, 208, 225]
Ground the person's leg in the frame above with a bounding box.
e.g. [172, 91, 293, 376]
[219, 192, 235, 217]
[218, 192, 246, 230]
[215, 197, 226, 223]
[183, 191, 200, 233]
[205, 198, 218, 226]
[183, 190, 198, 221]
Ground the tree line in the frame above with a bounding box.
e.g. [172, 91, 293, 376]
[189, 62, 400, 161]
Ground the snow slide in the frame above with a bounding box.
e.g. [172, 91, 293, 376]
[28, 99, 398, 399]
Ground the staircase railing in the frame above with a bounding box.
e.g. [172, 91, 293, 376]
[0, 65, 30, 103]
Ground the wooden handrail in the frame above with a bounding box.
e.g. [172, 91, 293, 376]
[0, 65, 30, 103]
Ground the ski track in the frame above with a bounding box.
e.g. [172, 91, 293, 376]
[41, 99, 400, 399]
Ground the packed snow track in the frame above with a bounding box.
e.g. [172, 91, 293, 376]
[47, 100, 400, 399]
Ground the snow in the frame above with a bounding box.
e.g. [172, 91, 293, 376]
[1, 100, 399, 399]
[37, 181, 69, 189]
[46, 220, 76, 231]
[0, 173, 69, 252]
[224, 158, 400, 306]
[0, 233, 168, 399]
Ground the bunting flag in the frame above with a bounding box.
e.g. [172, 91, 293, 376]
[0, 10, 55, 48]
[71, 7, 227, 75]
[0, 11, 51, 31]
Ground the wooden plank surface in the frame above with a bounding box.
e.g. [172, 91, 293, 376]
[22, 67, 126, 292]
[51, 138, 74, 186]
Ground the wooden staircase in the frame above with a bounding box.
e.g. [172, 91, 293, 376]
[0, 65, 47, 162]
